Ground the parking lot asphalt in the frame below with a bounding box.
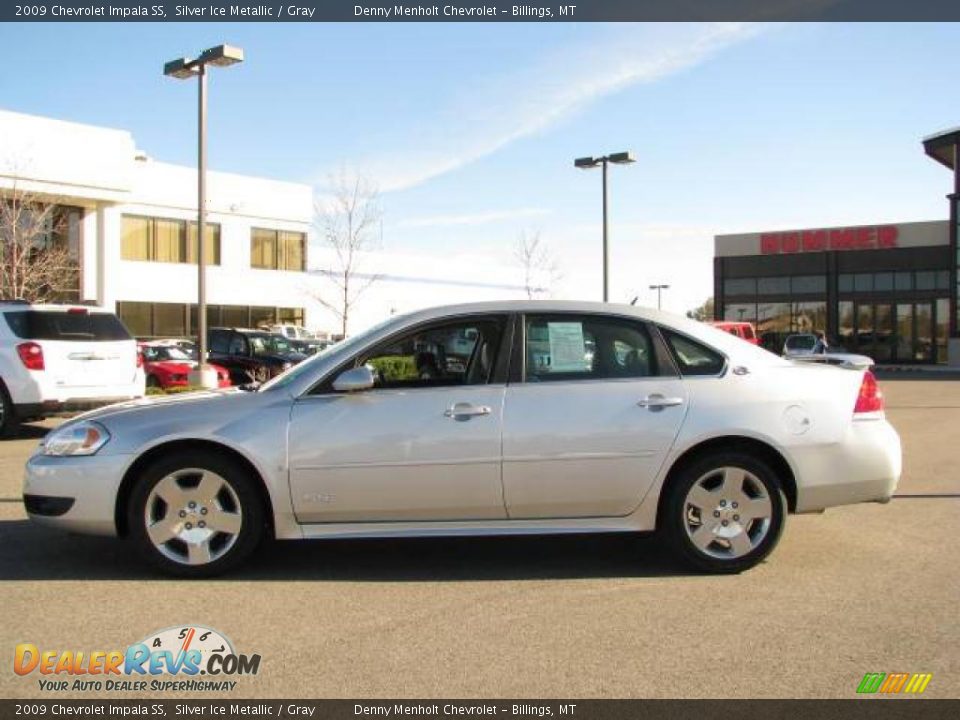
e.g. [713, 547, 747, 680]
[0, 378, 957, 699]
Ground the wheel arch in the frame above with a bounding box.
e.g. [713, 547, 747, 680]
[114, 438, 276, 538]
[656, 435, 798, 525]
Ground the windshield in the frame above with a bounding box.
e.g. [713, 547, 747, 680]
[144, 346, 193, 361]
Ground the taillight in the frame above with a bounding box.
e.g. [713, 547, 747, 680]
[854, 370, 884, 415]
[17, 342, 45, 371]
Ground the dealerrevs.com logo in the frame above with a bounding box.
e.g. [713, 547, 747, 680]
[14, 625, 261, 693]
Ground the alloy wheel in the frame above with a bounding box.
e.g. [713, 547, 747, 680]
[143, 468, 243, 566]
[682, 466, 773, 560]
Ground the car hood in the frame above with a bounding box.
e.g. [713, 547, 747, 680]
[65, 387, 254, 425]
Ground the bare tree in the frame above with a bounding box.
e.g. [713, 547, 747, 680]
[514, 230, 562, 299]
[310, 172, 384, 337]
[0, 180, 76, 303]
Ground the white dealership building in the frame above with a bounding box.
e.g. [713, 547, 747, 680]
[0, 109, 530, 339]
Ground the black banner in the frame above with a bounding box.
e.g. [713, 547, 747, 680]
[4, 0, 960, 22]
[2, 700, 960, 719]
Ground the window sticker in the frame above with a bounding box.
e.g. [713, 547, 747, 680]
[547, 322, 588, 372]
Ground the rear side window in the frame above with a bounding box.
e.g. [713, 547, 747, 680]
[524, 315, 658, 382]
[660, 329, 725, 376]
[3, 311, 131, 342]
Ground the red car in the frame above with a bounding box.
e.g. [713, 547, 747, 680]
[709, 321, 760, 345]
[139, 342, 231, 389]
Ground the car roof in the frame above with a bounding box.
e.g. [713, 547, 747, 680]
[0, 302, 113, 313]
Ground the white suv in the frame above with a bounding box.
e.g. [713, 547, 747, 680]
[0, 302, 145, 436]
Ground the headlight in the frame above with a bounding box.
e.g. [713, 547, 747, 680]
[43, 421, 111, 457]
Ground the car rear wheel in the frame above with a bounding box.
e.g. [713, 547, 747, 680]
[0, 381, 21, 439]
[661, 452, 786, 574]
[146, 375, 161, 389]
[128, 451, 265, 577]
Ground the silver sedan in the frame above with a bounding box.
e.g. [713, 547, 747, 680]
[23, 301, 901, 577]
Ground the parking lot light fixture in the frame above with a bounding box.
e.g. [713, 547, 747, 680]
[575, 151, 635, 302]
[649, 283, 670, 310]
[164, 44, 244, 389]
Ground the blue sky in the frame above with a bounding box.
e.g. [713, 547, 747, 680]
[1, 22, 958, 312]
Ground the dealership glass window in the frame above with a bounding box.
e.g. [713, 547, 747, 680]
[757, 277, 790, 295]
[121, 215, 220, 265]
[792, 302, 827, 335]
[896, 304, 913, 361]
[154, 303, 187, 337]
[838, 301, 855, 346]
[854, 274, 874, 293]
[117, 301, 152, 337]
[894, 271, 913, 292]
[277, 307, 305, 325]
[251, 228, 306, 271]
[724, 303, 757, 324]
[221, 305, 249, 328]
[838, 274, 854, 293]
[756, 302, 791, 352]
[874, 305, 893, 362]
[936, 298, 949, 363]
[250, 306, 277, 329]
[874, 272, 894, 292]
[790, 275, 826, 294]
[916, 271, 937, 291]
[724, 278, 756, 296]
[936, 270, 950, 290]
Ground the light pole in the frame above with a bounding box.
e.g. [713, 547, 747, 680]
[164, 44, 244, 388]
[575, 151, 635, 302]
[649, 283, 670, 310]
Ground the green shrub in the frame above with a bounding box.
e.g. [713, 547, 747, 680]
[367, 355, 418, 382]
[145, 385, 209, 396]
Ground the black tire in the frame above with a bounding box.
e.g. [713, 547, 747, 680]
[146, 375, 161, 389]
[660, 451, 787, 574]
[127, 450, 265, 578]
[0, 381, 21, 439]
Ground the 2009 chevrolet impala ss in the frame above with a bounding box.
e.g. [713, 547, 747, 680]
[23, 301, 901, 577]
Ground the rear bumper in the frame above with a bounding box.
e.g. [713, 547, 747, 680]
[793, 418, 902, 513]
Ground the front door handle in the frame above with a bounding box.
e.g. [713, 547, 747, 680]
[444, 403, 492, 419]
[637, 394, 684, 409]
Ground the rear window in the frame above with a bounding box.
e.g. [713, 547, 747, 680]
[3, 311, 132, 342]
[786, 335, 816, 350]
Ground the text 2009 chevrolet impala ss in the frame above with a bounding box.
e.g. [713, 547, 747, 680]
[23, 301, 901, 577]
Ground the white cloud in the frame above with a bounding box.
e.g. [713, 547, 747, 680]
[396, 207, 551, 228]
[333, 23, 767, 192]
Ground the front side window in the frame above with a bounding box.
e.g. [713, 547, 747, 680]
[355, 317, 505, 390]
[660, 329, 726, 376]
[524, 315, 657, 382]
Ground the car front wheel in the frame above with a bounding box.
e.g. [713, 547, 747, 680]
[128, 451, 265, 577]
[661, 452, 786, 574]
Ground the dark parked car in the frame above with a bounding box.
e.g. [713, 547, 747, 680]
[207, 328, 307, 385]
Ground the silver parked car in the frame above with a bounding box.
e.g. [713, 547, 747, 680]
[23, 301, 901, 577]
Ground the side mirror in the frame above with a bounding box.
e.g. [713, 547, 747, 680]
[333, 365, 376, 392]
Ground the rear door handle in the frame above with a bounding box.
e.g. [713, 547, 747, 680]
[444, 403, 492, 419]
[637, 394, 684, 409]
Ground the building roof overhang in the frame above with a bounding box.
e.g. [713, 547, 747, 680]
[923, 127, 960, 170]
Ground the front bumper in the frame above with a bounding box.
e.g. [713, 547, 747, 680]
[23, 452, 132, 536]
[793, 417, 902, 513]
